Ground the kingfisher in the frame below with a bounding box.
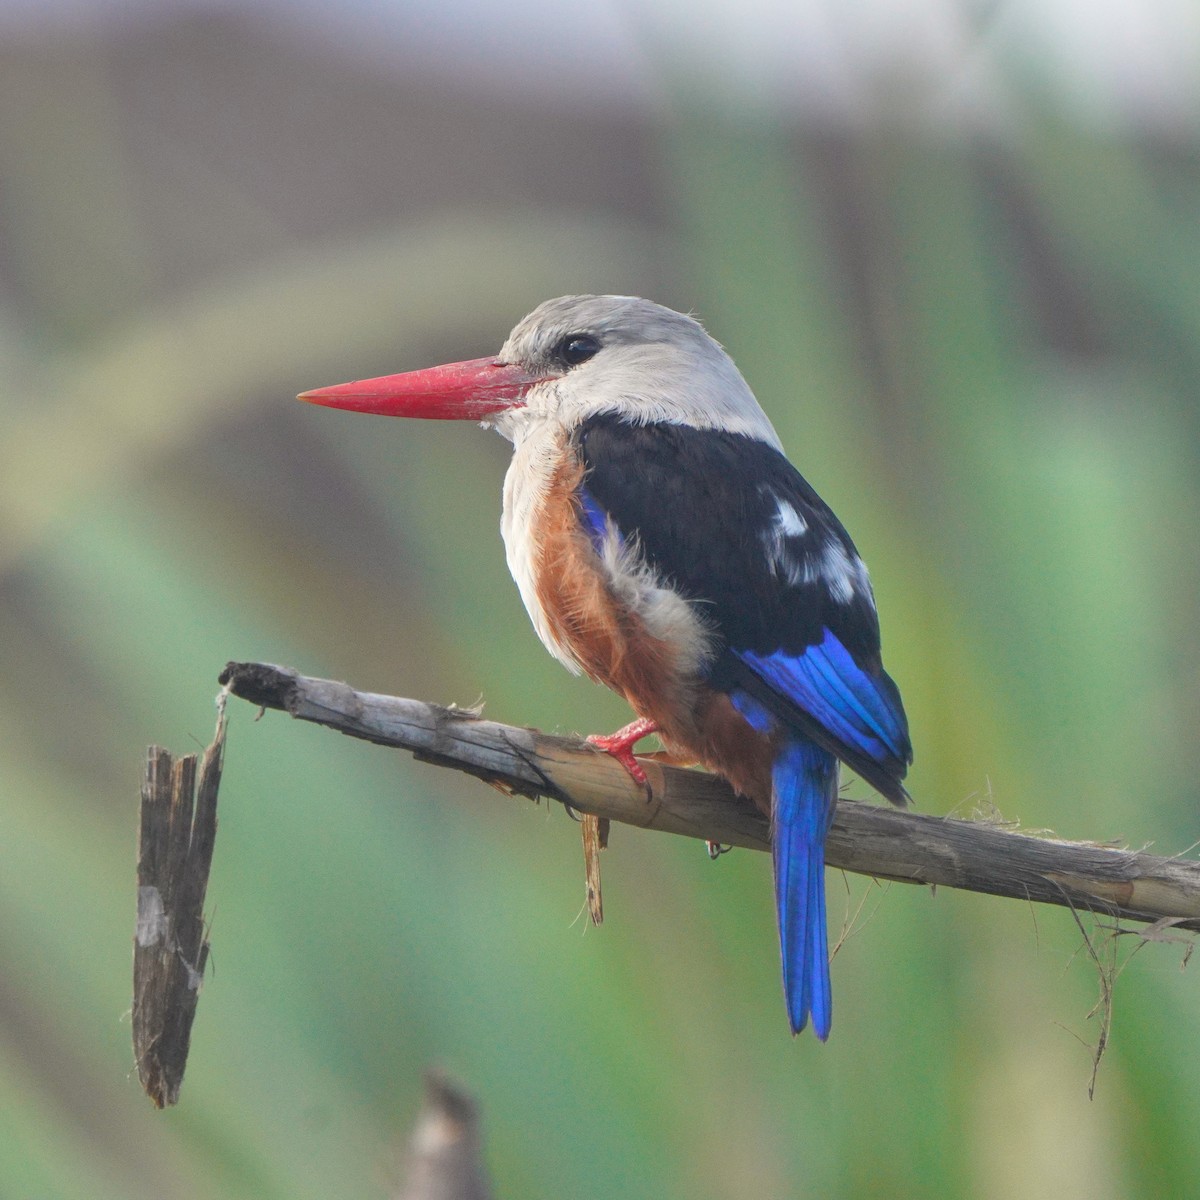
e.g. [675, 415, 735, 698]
[300, 295, 912, 1038]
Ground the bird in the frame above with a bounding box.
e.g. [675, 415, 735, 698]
[299, 295, 912, 1038]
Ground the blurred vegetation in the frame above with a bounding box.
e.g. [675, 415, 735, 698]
[1, 9, 1199, 1199]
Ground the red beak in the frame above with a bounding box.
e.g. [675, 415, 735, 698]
[298, 356, 548, 421]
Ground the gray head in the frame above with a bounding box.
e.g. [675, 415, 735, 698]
[490, 295, 782, 449]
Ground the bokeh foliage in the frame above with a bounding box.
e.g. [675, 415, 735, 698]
[1, 11, 1198, 1199]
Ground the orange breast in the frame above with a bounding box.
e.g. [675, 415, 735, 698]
[531, 443, 775, 810]
[533, 451, 676, 710]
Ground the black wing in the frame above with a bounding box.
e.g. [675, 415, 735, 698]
[577, 414, 911, 799]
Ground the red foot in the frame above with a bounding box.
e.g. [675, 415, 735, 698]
[587, 718, 659, 797]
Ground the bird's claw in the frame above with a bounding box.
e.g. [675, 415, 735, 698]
[587, 735, 650, 790]
[586, 717, 659, 801]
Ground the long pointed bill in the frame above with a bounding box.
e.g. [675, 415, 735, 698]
[298, 356, 549, 421]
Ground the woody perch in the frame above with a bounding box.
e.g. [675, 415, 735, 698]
[300, 295, 912, 1039]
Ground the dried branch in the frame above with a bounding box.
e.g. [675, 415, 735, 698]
[218, 661, 1200, 935]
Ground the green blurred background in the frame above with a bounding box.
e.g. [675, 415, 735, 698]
[2, 3, 1199, 1196]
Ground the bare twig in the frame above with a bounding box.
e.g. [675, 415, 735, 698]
[218, 661, 1200, 935]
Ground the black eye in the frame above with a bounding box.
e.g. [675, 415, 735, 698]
[556, 333, 601, 367]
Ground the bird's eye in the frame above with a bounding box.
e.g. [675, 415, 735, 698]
[556, 333, 601, 367]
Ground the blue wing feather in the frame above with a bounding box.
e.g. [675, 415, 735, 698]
[578, 488, 611, 551]
[737, 629, 909, 770]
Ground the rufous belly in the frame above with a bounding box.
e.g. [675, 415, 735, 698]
[531, 452, 775, 810]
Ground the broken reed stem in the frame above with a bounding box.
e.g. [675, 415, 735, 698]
[133, 694, 226, 1108]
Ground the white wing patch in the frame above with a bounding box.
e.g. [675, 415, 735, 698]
[762, 497, 809, 586]
[760, 489, 873, 607]
[773, 499, 808, 537]
[819, 539, 857, 604]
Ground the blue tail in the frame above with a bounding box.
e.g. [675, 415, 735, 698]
[772, 738, 839, 1039]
